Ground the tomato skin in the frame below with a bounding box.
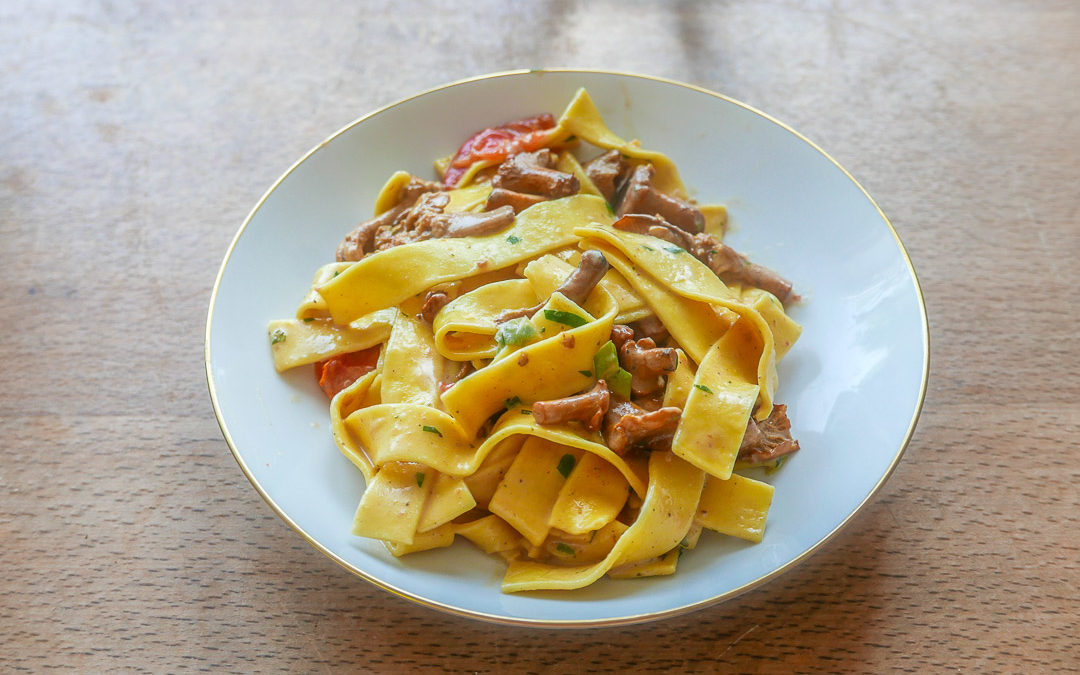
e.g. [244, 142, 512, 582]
[314, 347, 380, 399]
[443, 113, 555, 186]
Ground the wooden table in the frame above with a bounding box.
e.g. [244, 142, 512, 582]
[3, 2, 1077, 671]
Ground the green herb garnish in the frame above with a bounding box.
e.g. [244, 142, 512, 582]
[302, 317, 314, 323]
[578, 370, 592, 377]
[555, 543, 575, 556]
[416, 472, 426, 487]
[593, 341, 619, 380]
[663, 245, 684, 254]
[506, 234, 522, 245]
[642, 244, 655, 252]
[693, 384, 714, 394]
[494, 317, 539, 347]
[421, 425, 442, 437]
[505, 395, 522, 409]
[543, 309, 587, 328]
[520, 409, 532, 415]
[557, 453, 576, 478]
[270, 329, 286, 345]
[607, 368, 632, 398]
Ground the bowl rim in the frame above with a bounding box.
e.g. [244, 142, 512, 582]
[204, 68, 930, 628]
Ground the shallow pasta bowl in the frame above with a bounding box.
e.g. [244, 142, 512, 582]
[205, 69, 928, 626]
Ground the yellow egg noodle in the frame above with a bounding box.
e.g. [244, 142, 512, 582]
[268, 88, 802, 592]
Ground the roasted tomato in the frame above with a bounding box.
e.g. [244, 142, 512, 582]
[443, 113, 555, 187]
[314, 346, 381, 399]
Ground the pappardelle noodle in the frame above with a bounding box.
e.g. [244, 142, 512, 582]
[269, 89, 803, 592]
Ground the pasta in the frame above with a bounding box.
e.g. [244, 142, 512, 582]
[268, 89, 803, 592]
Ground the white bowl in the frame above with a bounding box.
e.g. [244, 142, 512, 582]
[206, 70, 928, 627]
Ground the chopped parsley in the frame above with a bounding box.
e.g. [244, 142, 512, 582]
[555, 543, 576, 556]
[557, 454, 576, 478]
[421, 425, 443, 437]
[642, 244, 655, 252]
[415, 472, 426, 487]
[605, 201, 615, 215]
[520, 409, 532, 415]
[505, 395, 522, 409]
[578, 369, 592, 377]
[543, 309, 587, 328]
[693, 384, 714, 394]
[302, 317, 314, 323]
[505, 234, 522, 245]
[663, 245, 684, 254]
[270, 329, 286, 345]
[495, 317, 539, 347]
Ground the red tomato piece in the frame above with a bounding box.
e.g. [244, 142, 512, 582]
[443, 113, 555, 186]
[314, 346, 381, 399]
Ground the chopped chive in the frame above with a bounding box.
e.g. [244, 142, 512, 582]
[421, 425, 442, 437]
[607, 368, 632, 398]
[270, 329, 286, 345]
[578, 369, 592, 377]
[693, 384, 714, 394]
[593, 341, 619, 380]
[555, 542, 575, 556]
[505, 395, 522, 409]
[506, 234, 522, 244]
[557, 453, 576, 478]
[416, 472, 426, 487]
[543, 309, 587, 328]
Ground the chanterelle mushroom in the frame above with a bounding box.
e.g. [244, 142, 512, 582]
[691, 233, 796, 305]
[604, 399, 682, 455]
[492, 149, 579, 198]
[617, 163, 705, 234]
[532, 381, 611, 432]
[738, 404, 800, 463]
[496, 250, 610, 323]
[336, 177, 445, 261]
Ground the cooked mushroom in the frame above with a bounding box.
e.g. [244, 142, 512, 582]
[691, 233, 796, 305]
[444, 205, 516, 238]
[492, 149, 579, 198]
[738, 404, 800, 464]
[484, 187, 546, 214]
[582, 150, 629, 204]
[612, 213, 696, 251]
[495, 251, 610, 323]
[604, 400, 682, 455]
[419, 290, 450, 324]
[618, 336, 678, 396]
[609, 324, 635, 349]
[532, 381, 610, 432]
[630, 314, 669, 344]
[336, 177, 445, 261]
[617, 164, 705, 234]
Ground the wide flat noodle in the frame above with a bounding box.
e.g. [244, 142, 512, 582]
[500, 451, 705, 592]
[546, 88, 689, 199]
[296, 262, 353, 319]
[380, 312, 445, 407]
[548, 451, 629, 535]
[588, 241, 735, 365]
[576, 224, 778, 418]
[345, 400, 647, 496]
[351, 461, 431, 544]
[268, 312, 393, 372]
[489, 437, 582, 547]
[441, 289, 617, 437]
[318, 194, 613, 324]
[695, 473, 775, 542]
[671, 321, 761, 479]
[433, 279, 537, 361]
[522, 254, 649, 325]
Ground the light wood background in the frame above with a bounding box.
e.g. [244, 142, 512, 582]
[2, 1, 1077, 672]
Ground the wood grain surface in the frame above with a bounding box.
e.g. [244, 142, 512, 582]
[2, 1, 1077, 672]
